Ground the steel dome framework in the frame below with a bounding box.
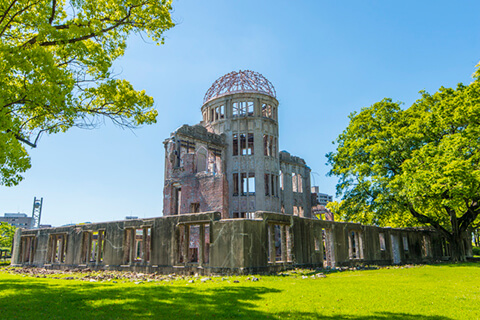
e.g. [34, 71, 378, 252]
[203, 70, 276, 104]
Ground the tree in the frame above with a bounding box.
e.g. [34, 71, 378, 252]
[327, 63, 480, 261]
[0, 222, 16, 249]
[0, 0, 174, 186]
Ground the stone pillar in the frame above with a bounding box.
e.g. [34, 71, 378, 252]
[199, 225, 205, 266]
[281, 225, 287, 262]
[268, 224, 275, 263]
[11, 228, 22, 265]
[184, 225, 190, 264]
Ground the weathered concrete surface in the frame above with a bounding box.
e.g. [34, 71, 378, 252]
[12, 211, 469, 274]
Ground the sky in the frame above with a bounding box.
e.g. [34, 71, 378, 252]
[1, 0, 480, 227]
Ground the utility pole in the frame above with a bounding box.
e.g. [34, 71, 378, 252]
[31, 197, 43, 228]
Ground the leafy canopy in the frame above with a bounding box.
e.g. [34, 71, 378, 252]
[327, 63, 480, 242]
[0, 0, 174, 186]
[0, 222, 16, 248]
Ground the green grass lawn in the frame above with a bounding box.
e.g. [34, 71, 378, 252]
[0, 264, 479, 319]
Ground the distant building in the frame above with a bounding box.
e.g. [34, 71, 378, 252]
[125, 216, 139, 220]
[0, 213, 35, 229]
[311, 187, 333, 206]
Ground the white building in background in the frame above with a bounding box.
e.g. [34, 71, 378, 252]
[0, 213, 34, 229]
[311, 187, 333, 206]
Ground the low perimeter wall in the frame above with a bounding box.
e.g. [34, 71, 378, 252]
[11, 212, 472, 274]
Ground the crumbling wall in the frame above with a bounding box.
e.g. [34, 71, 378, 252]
[279, 151, 312, 218]
[11, 211, 466, 274]
[163, 125, 228, 218]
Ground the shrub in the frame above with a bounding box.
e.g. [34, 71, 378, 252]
[473, 246, 480, 256]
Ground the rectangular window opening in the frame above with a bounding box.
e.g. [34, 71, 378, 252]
[292, 173, 298, 192]
[190, 203, 200, 213]
[314, 236, 320, 252]
[90, 231, 99, 263]
[265, 174, 270, 196]
[403, 236, 409, 251]
[241, 173, 247, 195]
[248, 173, 255, 194]
[248, 133, 254, 155]
[379, 233, 386, 251]
[189, 225, 200, 263]
[174, 187, 182, 215]
[247, 101, 254, 116]
[233, 134, 238, 156]
[233, 173, 239, 196]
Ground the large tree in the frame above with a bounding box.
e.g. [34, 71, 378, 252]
[0, 0, 174, 186]
[327, 63, 480, 261]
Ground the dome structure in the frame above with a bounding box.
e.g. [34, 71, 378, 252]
[203, 70, 276, 104]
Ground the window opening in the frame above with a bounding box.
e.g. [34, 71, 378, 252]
[248, 173, 255, 194]
[262, 103, 273, 118]
[422, 235, 431, 257]
[233, 134, 238, 156]
[90, 231, 99, 263]
[190, 203, 200, 213]
[174, 187, 182, 214]
[97, 230, 106, 262]
[268, 224, 291, 263]
[314, 236, 320, 251]
[265, 174, 270, 196]
[233, 173, 239, 196]
[135, 229, 143, 262]
[349, 230, 364, 259]
[241, 173, 247, 195]
[196, 148, 207, 172]
[403, 236, 409, 251]
[271, 174, 276, 196]
[20, 236, 36, 264]
[292, 173, 298, 192]
[248, 133, 254, 155]
[189, 225, 200, 263]
[350, 231, 357, 259]
[48, 234, 67, 263]
[379, 233, 386, 251]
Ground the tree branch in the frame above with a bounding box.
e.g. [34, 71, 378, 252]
[0, 0, 18, 26]
[407, 203, 451, 238]
[48, 0, 56, 25]
[0, 0, 41, 38]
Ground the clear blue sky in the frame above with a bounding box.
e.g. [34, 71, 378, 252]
[1, 0, 479, 226]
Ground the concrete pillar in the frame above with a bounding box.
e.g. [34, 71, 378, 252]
[281, 225, 287, 262]
[199, 224, 205, 266]
[268, 224, 275, 263]
[184, 225, 190, 264]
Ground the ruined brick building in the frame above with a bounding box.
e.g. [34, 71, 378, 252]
[12, 71, 473, 274]
[163, 70, 312, 219]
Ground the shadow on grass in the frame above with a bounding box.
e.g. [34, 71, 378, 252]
[0, 278, 453, 319]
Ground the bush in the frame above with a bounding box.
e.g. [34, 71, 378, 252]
[473, 246, 480, 256]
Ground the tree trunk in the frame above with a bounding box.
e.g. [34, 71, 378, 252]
[449, 231, 466, 262]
